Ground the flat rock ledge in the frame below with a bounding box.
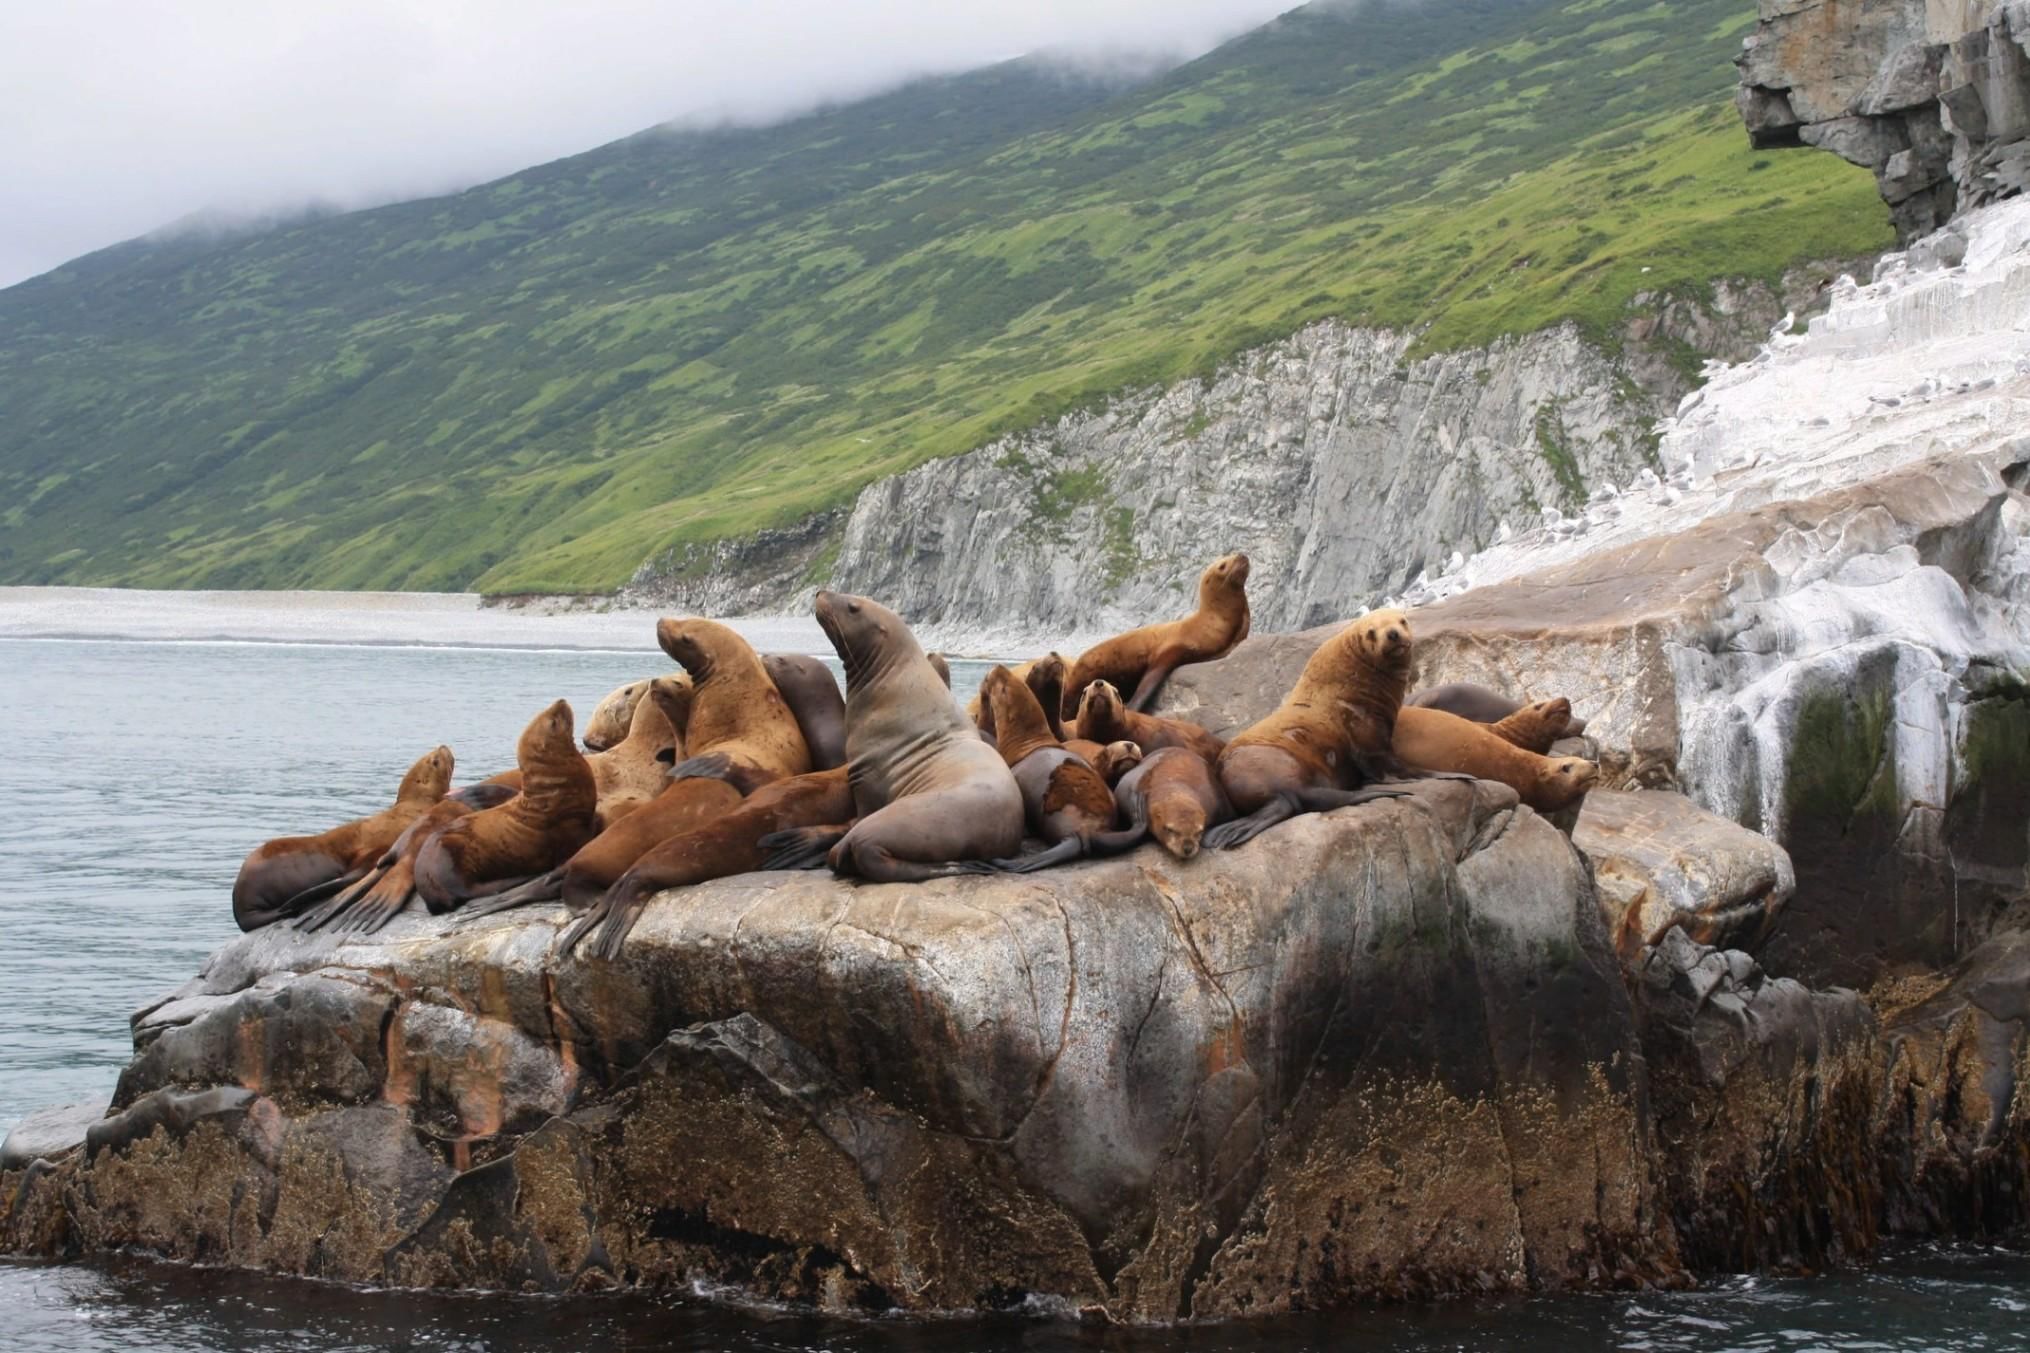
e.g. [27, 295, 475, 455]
[6, 775, 2022, 1320]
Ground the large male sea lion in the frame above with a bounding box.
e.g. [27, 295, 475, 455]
[1074, 679, 1225, 762]
[461, 619, 811, 915]
[1392, 706, 1598, 813]
[1112, 746, 1234, 860]
[414, 702, 599, 909]
[231, 745, 454, 931]
[1407, 682, 1587, 738]
[972, 664, 1139, 873]
[552, 765, 857, 960]
[1203, 608, 1417, 851]
[762, 592, 1023, 881]
[296, 782, 519, 934]
[1062, 552, 1251, 717]
[762, 653, 847, 771]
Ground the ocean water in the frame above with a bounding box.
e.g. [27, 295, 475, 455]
[3, 634, 2027, 1351]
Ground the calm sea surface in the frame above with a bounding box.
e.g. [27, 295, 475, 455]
[3, 635, 2027, 1351]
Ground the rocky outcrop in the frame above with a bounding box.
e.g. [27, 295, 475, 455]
[5, 780, 1707, 1316]
[1738, 0, 2030, 238]
[1161, 447, 2030, 990]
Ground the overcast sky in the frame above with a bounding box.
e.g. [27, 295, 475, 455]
[0, 0, 1299, 289]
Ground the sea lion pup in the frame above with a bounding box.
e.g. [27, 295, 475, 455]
[1095, 740, 1144, 785]
[296, 783, 519, 934]
[969, 654, 1068, 741]
[970, 665, 1142, 874]
[231, 744, 454, 931]
[555, 765, 857, 960]
[463, 620, 812, 915]
[585, 690, 680, 826]
[1406, 682, 1587, 738]
[414, 702, 599, 910]
[1392, 706, 1598, 813]
[1061, 552, 1251, 718]
[1074, 679, 1226, 762]
[1487, 697, 1574, 756]
[1202, 608, 1420, 851]
[1113, 747, 1234, 860]
[759, 592, 1023, 881]
[762, 653, 846, 771]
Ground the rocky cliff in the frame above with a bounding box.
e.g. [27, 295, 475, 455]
[1738, 0, 2030, 238]
[624, 269, 1852, 643]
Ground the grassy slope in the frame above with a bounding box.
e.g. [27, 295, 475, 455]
[0, 0, 1891, 593]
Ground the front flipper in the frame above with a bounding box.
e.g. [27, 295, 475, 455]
[668, 752, 778, 795]
[1125, 662, 1178, 714]
[1203, 795, 1298, 850]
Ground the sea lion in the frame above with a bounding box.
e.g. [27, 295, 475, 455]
[1074, 679, 1225, 762]
[584, 678, 648, 752]
[1113, 746, 1234, 860]
[926, 652, 953, 689]
[296, 783, 519, 934]
[585, 690, 679, 826]
[461, 619, 811, 914]
[1406, 682, 1587, 737]
[1487, 698, 1574, 756]
[970, 654, 1067, 742]
[1061, 553, 1251, 717]
[762, 653, 846, 771]
[763, 592, 1023, 881]
[553, 766, 858, 960]
[231, 744, 454, 931]
[1095, 740, 1144, 785]
[971, 665, 1141, 873]
[414, 702, 599, 909]
[1203, 608, 1418, 851]
[1392, 706, 1598, 813]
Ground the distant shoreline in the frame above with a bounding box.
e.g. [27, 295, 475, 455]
[0, 586, 1047, 659]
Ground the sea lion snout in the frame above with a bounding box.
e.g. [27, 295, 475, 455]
[1220, 552, 1251, 582]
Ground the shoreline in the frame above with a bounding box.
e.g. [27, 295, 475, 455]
[0, 586, 1050, 659]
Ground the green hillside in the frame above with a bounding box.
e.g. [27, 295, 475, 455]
[0, 0, 1890, 593]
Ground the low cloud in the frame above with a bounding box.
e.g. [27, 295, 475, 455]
[0, 0, 1296, 288]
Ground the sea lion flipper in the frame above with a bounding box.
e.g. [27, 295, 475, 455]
[669, 752, 777, 795]
[1125, 660, 1178, 713]
[295, 865, 386, 933]
[456, 868, 566, 922]
[981, 838, 1088, 874]
[759, 824, 851, 871]
[1203, 794, 1299, 850]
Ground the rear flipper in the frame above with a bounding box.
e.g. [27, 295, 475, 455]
[759, 824, 852, 871]
[295, 865, 388, 933]
[846, 842, 991, 883]
[456, 868, 567, 923]
[336, 871, 418, 935]
[275, 869, 367, 920]
[554, 890, 649, 962]
[1205, 784, 1408, 851]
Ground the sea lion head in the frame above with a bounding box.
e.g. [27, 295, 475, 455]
[398, 745, 456, 803]
[519, 699, 577, 762]
[1075, 679, 1126, 740]
[645, 674, 694, 735]
[1540, 756, 1600, 810]
[583, 677, 650, 751]
[1202, 552, 1252, 601]
[926, 652, 952, 689]
[1152, 794, 1209, 861]
[1523, 697, 1572, 728]
[1352, 607, 1413, 675]
[813, 591, 919, 691]
[656, 617, 752, 683]
[1096, 739, 1143, 784]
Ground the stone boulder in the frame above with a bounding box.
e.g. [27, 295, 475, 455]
[2, 780, 1693, 1318]
[1161, 449, 2030, 989]
[1737, 0, 2030, 238]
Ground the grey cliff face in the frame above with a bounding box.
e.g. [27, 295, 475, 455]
[1738, 0, 2030, 237]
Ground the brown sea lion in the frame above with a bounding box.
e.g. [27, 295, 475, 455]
[1392, 706, 1598, 813]
[231, 744, 454, 931]
[926, 652, 953, 689]
[1062, 553, 1251, 717]
[585, 690, 679, 826]
[761, 592, 1023, 881]
[1095, 740, 1144, 785]
[1074, 679, 1226, 762]
[1113, 746, 1234, 860]
[1406, 682, 1587, 738]
[552, 766, 858, 960]
[762, 653, 846, 771]
[462, 619, 811, 915]
[969, 654, 1068, 742]
[414, 702, 599, 910]
[296, 783, 519, 934]
[1488, 698, 1574, 755]
[971, 665, 1142, 874]
[1203, 608, 1419, 851]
